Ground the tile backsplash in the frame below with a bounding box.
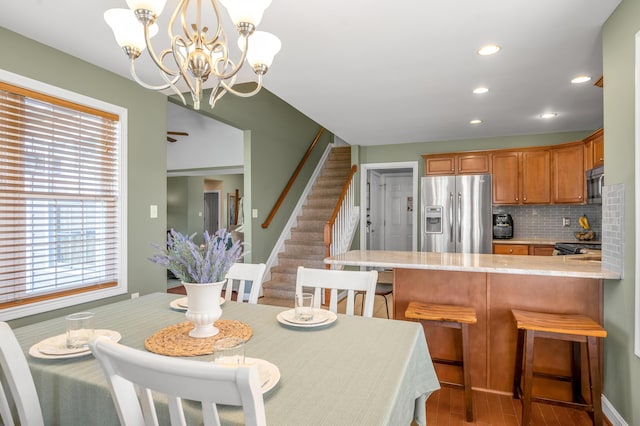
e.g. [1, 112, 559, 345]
[493, 204, 602, 241]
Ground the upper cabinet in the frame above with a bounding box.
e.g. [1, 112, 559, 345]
[584, 128, 604, 170]
[492, 149, 550, 205]
[551, 142, 585, 204]
[423, 152, 490, 175]
[424, 134, 602, 206]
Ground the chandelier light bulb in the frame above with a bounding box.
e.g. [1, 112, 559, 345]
[219, 0, 272, 28]
[126, 0, 167, 17]
[241, 31, 281, 72]
[477, 44, 501, 56]
[473, 87, 489, 94]
[571, 75, 591, 84]
[104, 9, 158, 55]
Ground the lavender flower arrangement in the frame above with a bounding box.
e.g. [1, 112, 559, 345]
[150, 228, 242, 283]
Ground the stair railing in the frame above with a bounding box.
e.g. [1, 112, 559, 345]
[261, 127, 325, 229]
[324, 164, 359, 265]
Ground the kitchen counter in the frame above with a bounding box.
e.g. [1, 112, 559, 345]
[325, 250, 619, 279]
[492, 238, 601, 245]
[325, 249, 613, 396]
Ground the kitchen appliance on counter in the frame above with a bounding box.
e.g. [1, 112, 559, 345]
[586, 165, 604, 205]
[553, 242, 602, 255]
[493, 213, 514, 239]
[421, 174, 492, 253]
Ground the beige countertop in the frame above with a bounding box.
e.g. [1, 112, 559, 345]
[325, 250, 619, 280]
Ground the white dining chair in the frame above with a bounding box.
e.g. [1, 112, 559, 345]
[223, 263, 267, 304]
[0, 322, 45, 426]
[89, 336, 266, 426]
[295, 266, 378, 317]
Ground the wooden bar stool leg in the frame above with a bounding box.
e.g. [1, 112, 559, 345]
[461, 323, 473, 422]
[571, 341, 582, 402]
[522, 330, 535, 426]
[513, 329, 524, 399]
[587, 336, 604, 425]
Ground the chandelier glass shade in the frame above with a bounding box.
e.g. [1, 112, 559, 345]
[104, 0, 281, 110]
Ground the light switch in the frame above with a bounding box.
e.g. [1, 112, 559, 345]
[252, 209, 258, 218]
[150, 205, 158, 219]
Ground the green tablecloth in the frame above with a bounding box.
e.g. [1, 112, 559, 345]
[13, 293, 439, 425]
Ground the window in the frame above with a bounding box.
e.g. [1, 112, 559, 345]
[0, 70, 127, 320]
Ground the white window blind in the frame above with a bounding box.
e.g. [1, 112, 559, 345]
[0, 81, 120, 309]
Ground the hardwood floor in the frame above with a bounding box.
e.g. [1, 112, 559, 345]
[167, 283, 605, 425]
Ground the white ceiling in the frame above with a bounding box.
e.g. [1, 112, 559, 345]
[1, 0, 621, 146]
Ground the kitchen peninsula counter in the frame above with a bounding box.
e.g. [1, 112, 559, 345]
[325, 250, 618, 396]
[324, 249, 619, 279]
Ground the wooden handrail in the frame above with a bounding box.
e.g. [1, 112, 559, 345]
[261, 127, 325, 228]
[324, 164, 358, 263]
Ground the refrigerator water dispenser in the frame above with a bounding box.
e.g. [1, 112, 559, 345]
[424, 206, 443, 233]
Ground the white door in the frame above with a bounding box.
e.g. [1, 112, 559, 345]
[383, 174, 412, 251]
[368, 171, 384, 250]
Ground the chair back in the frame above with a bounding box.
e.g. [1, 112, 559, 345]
[295, 267, 378, 317]
[223, 263, 267, 304]
[0, 322, 44, 426]
[89, 336, 266, 426]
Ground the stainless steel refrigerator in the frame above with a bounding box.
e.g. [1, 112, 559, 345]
[421, 174, 492, 253]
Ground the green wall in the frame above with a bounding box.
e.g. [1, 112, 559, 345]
[167, 177, 189, 232]
[1, 28, 168, 327]
[602, 0, 640, 423]
[174, 87, 332, 263]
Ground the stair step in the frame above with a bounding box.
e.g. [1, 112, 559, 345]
[289, 230, 324, 241]
[284, 241, 326, 255]
[277, 254, 326, 268]
[262, 280, 296, 299]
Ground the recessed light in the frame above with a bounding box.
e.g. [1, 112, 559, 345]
[469, 119, 482, 125]
[477, 44, 501, 56]
[473, 87, 489, 94]
[571, 75, 591, 84]
[540, 112, 557, 119]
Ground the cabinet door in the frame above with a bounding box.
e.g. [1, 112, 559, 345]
[521, 150, 551, 204]
[593, 134, 604, 168]
[551, 143, 585, 204]
[424, 155, 456, 175]
[493, 244, 529, 255]
[492, 152, 520, 204]
[531, 245, 555, 256]
[457, 153, 491, 174]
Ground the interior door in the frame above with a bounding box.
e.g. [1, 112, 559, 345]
[383, 174, 412, 251]
[368, 171, 384, 250]
[203, 191, 219, 235]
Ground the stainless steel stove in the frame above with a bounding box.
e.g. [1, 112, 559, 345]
[554, 242, 602, 255]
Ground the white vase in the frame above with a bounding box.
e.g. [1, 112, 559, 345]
[183, 281, 225, 338]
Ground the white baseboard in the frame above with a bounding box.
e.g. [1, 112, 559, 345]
[602, 394, 628, 426]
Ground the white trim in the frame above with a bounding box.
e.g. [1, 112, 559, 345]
[635, 31, 640, 358]
[264, 143, 335, 281]
[0, 69, 128, 321]
[602, 394, 629, 426]
[359, 161, 419, 252]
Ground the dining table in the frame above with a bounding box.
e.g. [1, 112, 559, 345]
[13, 292, 440, 425]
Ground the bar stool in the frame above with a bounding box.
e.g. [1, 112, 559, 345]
[511, 309, 607, 426]
[405, 301, 477, 422]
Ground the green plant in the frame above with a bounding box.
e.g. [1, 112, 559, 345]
[150, 229, 242, 283]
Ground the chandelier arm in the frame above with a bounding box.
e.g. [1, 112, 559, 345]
[203, 0, 224, 45]
[129, 58, 180, 91]
[219, 74, 263, 98]
[170, 35, 200, 101]
[177, 0, 193, 41]
[212, 36, 249, 80]
[143, 25, 180, 77]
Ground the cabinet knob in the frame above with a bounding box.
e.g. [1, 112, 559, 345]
[515, 197, 519, 201]
[578, 195, 582, 199]
[509, 249, 513, 253]
[523, 197, 527, 201]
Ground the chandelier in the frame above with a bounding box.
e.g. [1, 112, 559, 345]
[104, 0, 281, 110]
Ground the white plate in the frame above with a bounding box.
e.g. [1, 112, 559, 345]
[245, 357, 280, 394]
[169, 296, 225, 311]
[29, 329, 122, 359]
[276, 309, 337, 328]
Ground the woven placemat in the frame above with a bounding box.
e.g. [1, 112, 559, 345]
[144, 320, 252, 357]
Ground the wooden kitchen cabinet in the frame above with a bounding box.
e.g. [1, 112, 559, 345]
[521, 149, 551, 204]
[584, 128, 604, 169]
[551, 142, 585, 204]
[531, 244, 555, 256]
[423, 152, 490, 175]
[492, 151, 520, 204]
[493, 243, 529, 255]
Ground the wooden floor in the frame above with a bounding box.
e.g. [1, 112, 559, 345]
[167, 283, 603, 425]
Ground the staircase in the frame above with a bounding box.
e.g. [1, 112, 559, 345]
[261, 146, 352, 300]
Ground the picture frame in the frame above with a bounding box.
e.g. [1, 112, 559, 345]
[227, 193, 236, 228]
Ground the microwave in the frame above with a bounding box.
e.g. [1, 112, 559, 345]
[586, 165, 604, 205]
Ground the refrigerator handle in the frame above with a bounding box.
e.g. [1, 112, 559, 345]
[449, 192, 454, 243]
[458, 192, 462, 243]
